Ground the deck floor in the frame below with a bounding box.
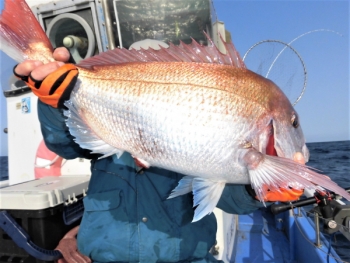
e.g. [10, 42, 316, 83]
[234, 208, 292, 263]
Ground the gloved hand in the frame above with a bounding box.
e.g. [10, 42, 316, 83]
[265, 187, 303, 202]
[55, 226, 91, 263]
[14, 47, 78, 108]
[246, 184, 304, 202]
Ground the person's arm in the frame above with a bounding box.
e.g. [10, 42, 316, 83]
[15, 48, 95, 159]
[217, 184, 304, 215]
[15, 49, 92, 263]
[216, 184, 267, 214]
[38, 100, 95, 159]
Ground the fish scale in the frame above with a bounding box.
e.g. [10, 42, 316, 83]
[69, 63, 270, 186]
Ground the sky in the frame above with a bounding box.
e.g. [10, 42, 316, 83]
[213, 0, 349, 143]
[0, 0, 349, 156]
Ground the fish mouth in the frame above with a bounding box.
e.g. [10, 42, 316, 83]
[266, 129, 278, 157]
[265, 126, 307, 164]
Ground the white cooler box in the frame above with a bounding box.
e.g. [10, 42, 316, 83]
[0, 175, 90, 263]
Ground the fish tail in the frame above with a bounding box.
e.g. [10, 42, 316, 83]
[244, 150, 350, 202]
[0, 0, 54, 63]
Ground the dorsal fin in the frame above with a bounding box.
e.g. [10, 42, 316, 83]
[77, 32, 245, 69]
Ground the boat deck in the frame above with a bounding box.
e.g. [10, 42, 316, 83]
[235, 208, 291, 262]
[234, 207, 341, 263]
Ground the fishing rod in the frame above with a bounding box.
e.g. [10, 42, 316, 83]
[271, 187, 350, 241]
[271, 187, 350, 215]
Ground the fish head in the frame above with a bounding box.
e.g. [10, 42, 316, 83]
[272, 109, 309, 162]
[263, 79, 309, 162]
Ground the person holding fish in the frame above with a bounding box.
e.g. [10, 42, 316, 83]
[16, 53, 304, 262]
[5, 1, 350, 262]
[14, 46, 304, 263]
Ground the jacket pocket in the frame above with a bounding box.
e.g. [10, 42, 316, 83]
[77, 189, 130, 262]
[83, 189, 122, 211]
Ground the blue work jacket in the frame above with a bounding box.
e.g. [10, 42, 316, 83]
[38, 101, 265, 263]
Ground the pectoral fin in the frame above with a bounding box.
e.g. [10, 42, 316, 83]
[64, 99, 124, 159]
[243, 149, 350, 202]
[168, 176, 226, 222]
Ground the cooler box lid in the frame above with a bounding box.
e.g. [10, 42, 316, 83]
[0, 176, 90, 210]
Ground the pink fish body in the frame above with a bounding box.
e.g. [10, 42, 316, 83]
[1, 0, 349, 221]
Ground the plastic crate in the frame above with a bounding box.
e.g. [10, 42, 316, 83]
[0, 176, 90, 263]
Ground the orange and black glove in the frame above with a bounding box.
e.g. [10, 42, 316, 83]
[14, 63, 78, 108]
[246, 184, 304, 202]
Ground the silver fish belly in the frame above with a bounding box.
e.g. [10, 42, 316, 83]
[66, 73, 254, 185]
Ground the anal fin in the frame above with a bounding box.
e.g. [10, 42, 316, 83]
[192, 179, 226, 222]
[168, 176, 226, 222]
[168, 176, 194, 198]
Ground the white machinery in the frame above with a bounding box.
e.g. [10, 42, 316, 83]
[31, 0, 228, 56]
[32, 0, 103, 62]
[4, 79, 92, 186]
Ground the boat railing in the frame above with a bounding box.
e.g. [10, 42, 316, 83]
[271, 187, 350, 245]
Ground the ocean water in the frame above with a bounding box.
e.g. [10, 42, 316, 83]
[307, 141, 350, 190]
[0, 141, 349, 260]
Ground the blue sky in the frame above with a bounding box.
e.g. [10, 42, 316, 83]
[0, 0, 349, 156]
[213, 0, 349, 142]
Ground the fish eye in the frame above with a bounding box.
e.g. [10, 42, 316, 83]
[291, 114, 299, 128]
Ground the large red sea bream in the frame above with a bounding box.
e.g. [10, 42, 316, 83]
[1, 0, 349, 221]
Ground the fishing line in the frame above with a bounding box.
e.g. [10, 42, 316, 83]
[243, 29, 342, 106]
[304, 210, 350, 233]
[300, 209, 349, 263]
[243, 39, 307, 106]
[290, 205, 348, 263]
[291, 210, 346, 262]
[303, 209, 350, 238]
[263, 29, 342, 80]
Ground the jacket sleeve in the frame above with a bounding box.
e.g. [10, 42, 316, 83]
[216, 184, 268, 214]
[37, 100, 96, 159]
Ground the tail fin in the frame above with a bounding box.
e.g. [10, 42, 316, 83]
[0, 0, 54, 63]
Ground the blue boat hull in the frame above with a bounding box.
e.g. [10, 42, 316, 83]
[232, 208, 340, 262]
